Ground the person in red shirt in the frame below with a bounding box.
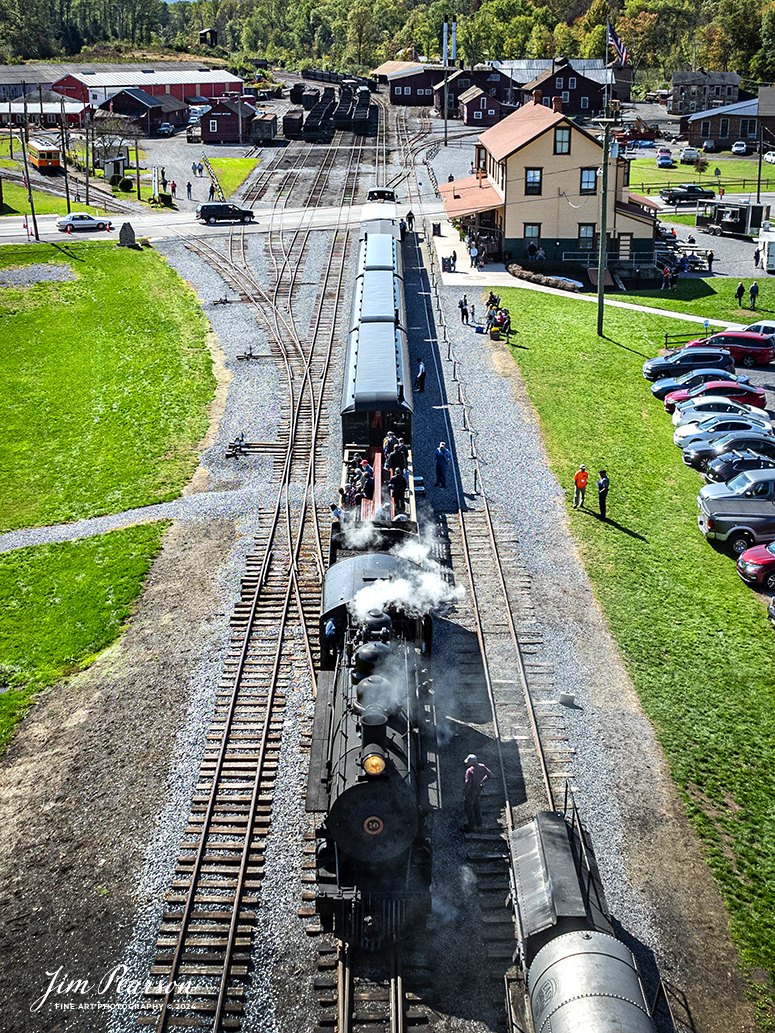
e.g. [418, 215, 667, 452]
[573, 465, 588, 509]
[463, 754, 492, 830]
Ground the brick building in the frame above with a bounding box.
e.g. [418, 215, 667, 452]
[668, 71, 740, 116]
[520, 58, 606, 116]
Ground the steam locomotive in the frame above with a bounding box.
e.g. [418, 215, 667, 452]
[305, 189, 436, 950]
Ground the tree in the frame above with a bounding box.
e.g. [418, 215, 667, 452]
[347, 3, 376, 65]
[693, 154, 709, 179]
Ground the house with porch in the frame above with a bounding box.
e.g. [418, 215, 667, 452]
[438, 94, 657, 265]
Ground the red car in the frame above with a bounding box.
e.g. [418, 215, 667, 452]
[664, 380, 768, 414]
[685, 331, 775, 367]
[737, 541, 775, 589]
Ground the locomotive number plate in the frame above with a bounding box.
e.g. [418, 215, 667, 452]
[363, 816, 384, 835]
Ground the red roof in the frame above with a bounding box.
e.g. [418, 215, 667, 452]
[439, 176, 503, 219]
[478, 103, 565, 161]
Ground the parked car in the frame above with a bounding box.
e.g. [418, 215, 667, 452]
[672, 398, 763, 427]
[674, 413, 772, 447]
[659, 183, 716, 204]
[684, 330, 775, 367]
[702, 140, 716, 152]
[698, 469, 775, 553]
[764, 151, 775, 164]
[706, 449, 775, 483]
[731, 140, 749, 155]
[56, 212, 113, 232]
[651, 368, 748, 401]
[657, 153, 674, 168]
[683, 429, 775, 470]
[737, 540, 775, 588]
[195, 202, 255, 224]
[657, 147, 672, 156]
[742, 321, 775, 336]
[664, 380, 768, 414]
[680, 147, 700, 163]
[642, 347, 734, 381]
[155, 122, 174, 136]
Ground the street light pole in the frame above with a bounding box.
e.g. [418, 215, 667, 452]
[596, 118, 614, 337]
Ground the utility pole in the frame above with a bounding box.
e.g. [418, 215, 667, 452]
[135, 135, 141, 201]
[59, 98, 71, 213]
[443, 15, 449, 147]
[19, 131, 39, 241]
[758, 122, 764, 203]
[85, 122, 90, 205]
[596, 118, 614, 337]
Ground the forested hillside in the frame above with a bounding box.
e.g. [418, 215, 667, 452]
[0, 0, 773, 87]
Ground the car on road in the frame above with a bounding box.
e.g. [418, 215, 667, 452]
[155, 122, 174, 136]
[683, 330, 775, 367]
[702, 140, 716, 152]
[742, 321, 775, 336]
[657, 153, 674, 168]
[737, 540, 775, 588]
[706, 449, 775, 483]
[731, 140, 750, 155]
[651, 368, 748, 400]
[195, 202, 255, 224]
[672, 398, 763, 426]
[642, 347, 734, 381]
[674, 413, 772, 447]
[698, 469, 775, 553]
[765, 151, 775, 164]
[56, 212, 113, 232]
[680, 147, 700, 163]
[683, 429, 775, 470]
[663, 380, 767, 414]
[659, 183, 716, 204]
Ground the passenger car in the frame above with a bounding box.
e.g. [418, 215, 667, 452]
[651, 368, 748, 401]
[765, 151, 775, 164]
[642, 347, 734, 381]
[702, 140, 715, 152]
[706, 449, 775, 483]
[656, 153, 673, 168]
[56, 212, 113, 232]
[195, 202, 254, 224]
[663, 380, 767, 414]
[698, 469, 775, 553]
[683, 430, 775, 469]
[731, 140, 749, 155]
[742, 321, 775, 336]
[737, 540, 775, 588]
[680, 147, 699, 163]
[672, 398, 762, 426]
[659, 183, 715, 204]
[674, 413, 772, 446]
[684, 330, 775, 367]
[155, 122, 174, 136]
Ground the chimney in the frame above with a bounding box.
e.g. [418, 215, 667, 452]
[552, 95, 562, 113]
[533, 90, 542, 105]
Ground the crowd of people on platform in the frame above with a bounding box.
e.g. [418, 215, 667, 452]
[332, 432, 412, 520]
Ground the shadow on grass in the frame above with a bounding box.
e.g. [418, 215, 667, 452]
[575, 505, 649, 542]
[0, 203, 21, 216]
[634, 279, 718, 303]
[598, 335, 652, 359]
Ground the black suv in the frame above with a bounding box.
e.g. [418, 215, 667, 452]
[196, 202, 254, 224]
[706, 449, 775, 483]
[684, 431, 775, 471]
[659, 184, 716, 204]
[642, 347, 734, 381]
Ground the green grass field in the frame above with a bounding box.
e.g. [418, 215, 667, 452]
[0, 523, 167, 751]
[618, 277, 771, 324]
[0, 243, 214, 531]
[208, 157, 259, 197]
[500, 288, 775, 1019]
[0, 178, 104, 217]
[628, 155, 766, 194]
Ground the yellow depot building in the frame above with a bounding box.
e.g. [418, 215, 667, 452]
[440, 95, 658, 268]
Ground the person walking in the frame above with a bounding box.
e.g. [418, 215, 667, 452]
[191, 161, 197, 177]
[197, 161, 204, 177]
[670, 267, 679, 292]
[736, 281, 745, 306]
[160, 166, 166, 181]
[469, 244, 478, 267]
[502, 310, 512, 341]
[186, 181, 192, 200]
[750, 281, 760, 309]
[389, 468, 407, 513]
[470, 302, 476, 324]
[458, 294, 469, 324]
[450, 249, 457, 271]
[434, 442, 452, 488]
[161, 176, 168, 193]
[573, 464, 588, 509]
[754, 247, 761, 267]
[406, 210, 414, 231]
[462, 754, 492, 830]
[170, 180, 177, 197]
[208, 183, 216, 201]
[414, 359, 426, 393]
[661, 266, 671, 290]
[597, 469, 610, 521]
[707, 249, 714, 273]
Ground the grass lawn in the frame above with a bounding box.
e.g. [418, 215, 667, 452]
[0, 243, 214, 531]
[628, 156, 766, 195]
[0, 178, 104, 217]
[618, 277, 770, 325]
[499, 287, 775, 1018]
[0, 523, 167, 751]
[208, 157, 259, 197]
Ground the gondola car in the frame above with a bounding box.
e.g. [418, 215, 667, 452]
[306, 554, 435, 950]
[507, 810, 658, 1033]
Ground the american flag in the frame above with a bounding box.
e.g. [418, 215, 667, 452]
[607, 20, 628, 65]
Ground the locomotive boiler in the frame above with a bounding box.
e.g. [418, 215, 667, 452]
[306, 554, 435, 950]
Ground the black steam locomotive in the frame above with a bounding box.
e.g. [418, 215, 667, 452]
[305, 195, 437, 950]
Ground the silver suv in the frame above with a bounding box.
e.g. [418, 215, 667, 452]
[698, 469, 775, 554]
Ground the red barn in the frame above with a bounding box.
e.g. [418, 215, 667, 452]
[52, 68, 244, 108]
[200, 98, 257, 144]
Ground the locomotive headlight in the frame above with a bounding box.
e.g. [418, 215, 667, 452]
[362, 750, 386, 776]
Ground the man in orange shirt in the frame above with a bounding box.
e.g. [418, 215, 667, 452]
[573, 464, 588, 509]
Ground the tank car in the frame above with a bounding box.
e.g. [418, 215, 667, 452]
[306, 554, 435, 950]
[507, 810, 658, 1033]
